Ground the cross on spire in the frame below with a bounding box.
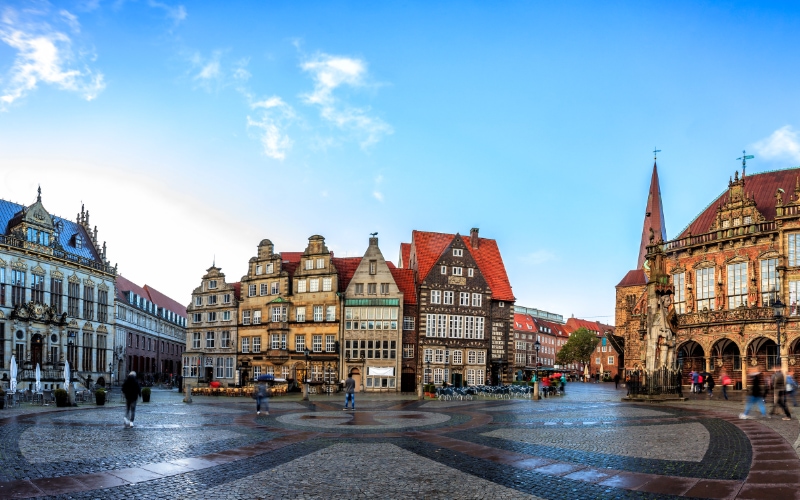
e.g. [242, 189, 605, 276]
[653, 147, 661, 160]
[737, 150, 754, 177]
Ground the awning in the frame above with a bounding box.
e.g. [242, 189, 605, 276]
[367, 367, 395, 377]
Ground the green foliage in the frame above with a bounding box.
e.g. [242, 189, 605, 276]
[141, 387, 151, 396]
[95, 388, 106, 396]
[556, 327, 600, 366]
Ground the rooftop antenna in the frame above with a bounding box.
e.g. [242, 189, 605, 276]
[737, 150, 754, 178]
[653, 147, 661, 161]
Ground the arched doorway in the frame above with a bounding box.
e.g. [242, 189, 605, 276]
[678, 340, 705, 385]
[710, 338, 742, 388]
[747, 337, 779, 372]
[31, 334, 44, 367]
[349, 367, 361, 392]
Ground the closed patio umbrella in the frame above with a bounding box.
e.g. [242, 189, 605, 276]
[10, 355, 17, 393]
[35, 363, 41, 393]
[64, 360, 70, 389]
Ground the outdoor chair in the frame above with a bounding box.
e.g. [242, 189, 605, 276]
[42, 390, 53, 405]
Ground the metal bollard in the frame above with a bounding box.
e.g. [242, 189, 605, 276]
[183, 383, 193, 403]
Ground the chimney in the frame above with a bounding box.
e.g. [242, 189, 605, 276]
[470, 228, 479, 248]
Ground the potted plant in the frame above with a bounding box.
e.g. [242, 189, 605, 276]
[0, 387, 6, 410]
[54, 388, 69, 407]
[95, 388, 106, 405]
[141, 387, 151, 403]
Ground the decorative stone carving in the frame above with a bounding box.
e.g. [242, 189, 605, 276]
[51, 268, 64, 279]
[68, 273, 80, 284]
[31, 264, 45, 276]
[98, 282, 109, 291]
[11, 258, 27, 270]
[83, 277, 95, 287]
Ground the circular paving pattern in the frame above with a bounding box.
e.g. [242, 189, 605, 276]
[0, 384, 798, 499]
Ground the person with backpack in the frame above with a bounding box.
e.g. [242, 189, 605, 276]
[697, 372, 704, 394]
[720, 372, 732, 401]
[786, 373, 798, 407]
[740, 368, 767, 419]
[705, 373, 715, 398]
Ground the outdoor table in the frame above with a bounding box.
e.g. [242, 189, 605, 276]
[33, 393, 43, 405]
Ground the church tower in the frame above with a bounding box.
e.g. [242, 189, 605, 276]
[637, 162, 667, 270]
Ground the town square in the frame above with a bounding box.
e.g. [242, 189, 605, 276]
[3, 1, 800, 499]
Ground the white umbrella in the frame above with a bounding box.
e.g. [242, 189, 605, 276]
[599, 362, 604, 380]
[64, 360, 70, 389]
[35, 363, 41, 393]
[9, 355, 17, 393]
[583, 364, 589, 381]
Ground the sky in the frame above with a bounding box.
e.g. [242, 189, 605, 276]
[3, 1, 800, 323]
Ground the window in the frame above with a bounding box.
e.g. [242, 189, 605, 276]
[253, 336, 261, 353]
[313, 305, 323, 322]
[791, 281, 800, 315]
[208, 295, 217, 305]
[367, 283, 376, 295]
[252, 310, 261, 324]
[453, 248, 463, 257]
[472, 293, 482, 307]
[403, 344, 414, 358]
[215, 358, 224, 378]
[305, 260, 313, 270]
[75, 234, 82, 249]
[499, 301, 505, 307]
[326, 335, 336, 352]
[310, 279, 319, 292]
[595, 357, 600, 364]
[449, 315, 463, 338]
[452, 350, 463, 364]
[696, 267, 715, 311]
[476, 351, 486, 364]
[260, 283, 268, 296]
[208, 280, 217, 289]
[452, 267, 463, 276]
[441, 266, 447, 275]
[467, 369, 475, 385]
[323, 278, 332, 292]
[316, 258, 325, 269]
[727, 262, 748, 308]
[475, 317, 485, 339]
[272, 306, 287, 322]
[326, 306, 335, 321]
[423, 348, 433, 362]
[256, 265, 263, 275]
[192, 332, 201, 349]
[790, 234, 800, 266]
[242, 310, 251, 325]
[673, 272, 685, 314]
[223, 311, 231, 321]
[296, 307, 306, 322]
[434, 368, 444, 384]
[271, 282, 280, 294]
[297, 280, 307, 293]
[430, 290, 441, 304]
[223, 293, 231, 304]
[208, 311, 217, 322]
[221, 331, 230, 348]
[761, 258, 780, 306]
[295, 335, 306, 352]
[434, 349, 444, 363]
[353, 283, 364, 295]
[608, 356, 614, 365]
[193, 313, 202, 323]
[253, 366, 261, 379]
[424, 367, 432, 383]
[67, 281, 79, 317]
[248, 284, 256, 297]
[403, 316, 415, 330]
[50, 277, 63, 314]
[206, 331, 215, 348]
[443, 291, 454, 305]
[744, 215, 752, 224]
[225, 357, 234, 378]
[380, 283, 389, 294]
[722, 219, 730, 229]
[312, 335, 322, 352]
[460, 292, 470, 306]
[241, 337, 249, 353]
[82, 285, 94, 320]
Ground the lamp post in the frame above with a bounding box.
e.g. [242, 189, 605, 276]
[426, 359, 431, 387]
[302, 348, 311, 401]
[773, 296, 785, 369]
[533, 340, 541, 400]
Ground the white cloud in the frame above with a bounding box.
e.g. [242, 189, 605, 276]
[300, 53, 392, 148]
[147, 0, 187, 25]
[522, 250, 557, 266]
[0, 7, 105, 110]
[247, 96, 295, 160]
[753, 125, 800, 164]
[372, 191, 384, 202]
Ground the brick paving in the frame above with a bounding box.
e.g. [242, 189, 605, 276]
[0, 384, 797, 499]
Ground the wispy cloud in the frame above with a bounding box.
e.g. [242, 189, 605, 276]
[0, 7, 105, 110]
[190, 50, 222, 90]
[372, 174, 384, 202]
[753, 125, 800, 164]
[147, 0, 187, 25]
[300, 53, 392, 148]
[522, 250, 558, 266]
[247, 96, 296, 160]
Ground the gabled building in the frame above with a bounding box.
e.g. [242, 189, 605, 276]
[512, 308, 563, 379]
[0, 190, 116, 389]
[402, 228, 515, 386]
[185, 265, 240, 386]
[564, 317, 619, 379]
[390, 263, 417, 392]
[341, 236, 403, 392]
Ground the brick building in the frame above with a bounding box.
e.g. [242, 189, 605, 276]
[512, 306, 565, 380]
[616, 161, 800, 388]
[563, 317, 619, 379]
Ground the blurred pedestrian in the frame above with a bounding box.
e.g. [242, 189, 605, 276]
[705, 373, 715, 398]
[255, 380, 270, 415]
[740, 368, 767, 419]
[121, 371, 141, 428]
[720, 372, 732, 401]
[343, 373, 355, 410]
[691, 371, 699, 393]
[613, 373, 621, 389]
[786, 373, 798, 407]
[769, 367, 792, 420]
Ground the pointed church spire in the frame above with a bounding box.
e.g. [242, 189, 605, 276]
[637, 161, 667, 269]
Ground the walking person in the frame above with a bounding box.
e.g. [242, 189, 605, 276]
[613, 373, 621, 389]
[343, 373, 356, 411]
[691, 371, 699, 393]
[705, 373, 715, 398]
[122, 371, 141, 428]
[786, 373, 798, 407]
[769, 367, 792, 421]
[740, 368, 767, 419]
[255, 380, 270, 415]
[720, 371, 732, 401]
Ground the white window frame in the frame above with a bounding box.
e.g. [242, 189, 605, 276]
[248, 284, 256, 297]
[326, 306, 335, 321]
[441, 266, 447, 275]
[696, 267, 715, 311]
[322, 277, 332, 292]
[241, 337, 249, 353]
[309, 279, 319, 292]
[430, 290, 441, 304]
[313, 305, 323, 322]
[727, 262, 748, 309]
[452, 350, 462, 364]
[459, 292, 470, 306]
[443, 291, 454, 305]
[452, 267, 463, 276]
[252, 336, 261, 353]
[295, 335, 306, 352]
[403, 316, 415, 331]
[296, 307, 306, 322]
[316, 258, 325, 269]
[297, 280, 307, 293]
[453, 248, 463, 257]
[260, 283, 268, 296]
[472, 293, 482, 307]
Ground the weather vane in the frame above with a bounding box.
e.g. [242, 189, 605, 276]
[370, 232, 378, 237]
[653, 147, 661, 160]
[737, 150, 754, 177]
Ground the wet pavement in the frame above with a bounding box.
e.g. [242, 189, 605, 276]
[0, 383, 798, 499]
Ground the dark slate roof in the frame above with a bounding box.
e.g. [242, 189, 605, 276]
[0, 199, 100, 262]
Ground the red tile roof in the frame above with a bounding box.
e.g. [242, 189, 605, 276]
[616, 269, 648, 287]
[332, 257, 362, 292]
[115, 275, 148, 303]
[542, 319, 570, 338]
[410, 230, 515, 302]
[564, 318, 615, 336]
[678, 167, 800, 238]
[390, 267, 417, 304]
[281, 251, 303, 263]
[399, 243, 411, 269]
[144, 285, 187, 317]
[232, 282, 242, 301]
[513, 313, 539, 333]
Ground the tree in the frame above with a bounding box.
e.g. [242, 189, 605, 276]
[556, 327, 600, 367]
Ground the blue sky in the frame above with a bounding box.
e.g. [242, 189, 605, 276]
[2, 1, 800, 322]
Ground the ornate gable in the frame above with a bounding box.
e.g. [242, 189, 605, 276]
[31, 264, 45, 276]
[709, 170, 765, 231]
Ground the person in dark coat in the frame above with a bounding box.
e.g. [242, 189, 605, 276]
[122, 371, 141, 427]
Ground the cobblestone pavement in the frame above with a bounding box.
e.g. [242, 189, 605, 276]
[0, 384, 797, 499]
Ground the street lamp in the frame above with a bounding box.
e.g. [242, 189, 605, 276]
[773, 296, 785, 369]
[426, 359, 431, 386]
[533, 340, 541, 400]
[302, 348, 311, 401]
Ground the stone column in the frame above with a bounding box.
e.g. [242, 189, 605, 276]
[741, 357, 748, 390]
[705, 356, 711, 373]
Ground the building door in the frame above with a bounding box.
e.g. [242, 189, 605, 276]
[401, 371, 416, 392]
[451, 372, 463, 388]
[31, 334, 44, 367]
[350, 368, 361, 392]
[204, 367, 213, 382]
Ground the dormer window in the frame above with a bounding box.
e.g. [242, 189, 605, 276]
[75, 234, 83, 249]
[26, 228, 50, 246]
[453, 249, 463, 257]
